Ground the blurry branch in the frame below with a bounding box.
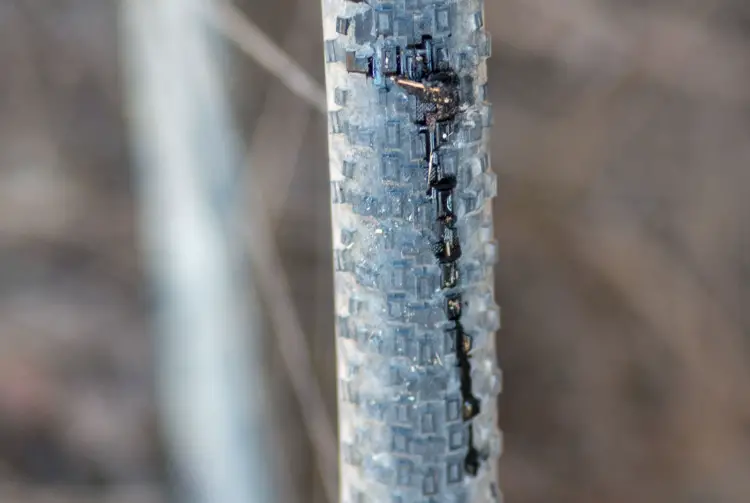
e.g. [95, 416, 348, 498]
[211, 2, 327, 113]
[240, 160, 339, 503]
[126, 1, 339, 499]
[504, 197, 750, 470]
[121, 1, 275, 503]
[502, 0, 723, 213]
[245, 0, 318, 227]
[490, 0, 749, 105]
[509, 70, 640, 209]
[211, 4, 338, 500]
[569, 214, 750, 401]
[496, 10, 750, 468]
[502, 31, 747, 390]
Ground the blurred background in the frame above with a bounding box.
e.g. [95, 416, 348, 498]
[1, 0, 750, 502]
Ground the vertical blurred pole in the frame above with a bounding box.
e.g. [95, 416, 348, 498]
[120, 2, 274, 503]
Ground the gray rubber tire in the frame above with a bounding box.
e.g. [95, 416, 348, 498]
[321, 1, 501, 501]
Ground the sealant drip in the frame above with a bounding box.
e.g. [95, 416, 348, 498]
[344, 30, 484, 477]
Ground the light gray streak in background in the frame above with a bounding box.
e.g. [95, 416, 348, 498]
[120, 1, 274, 502]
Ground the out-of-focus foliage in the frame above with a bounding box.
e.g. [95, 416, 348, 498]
[1, 0, 750, 502]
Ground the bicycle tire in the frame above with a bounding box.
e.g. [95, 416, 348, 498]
[321, 1, 501, 501]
